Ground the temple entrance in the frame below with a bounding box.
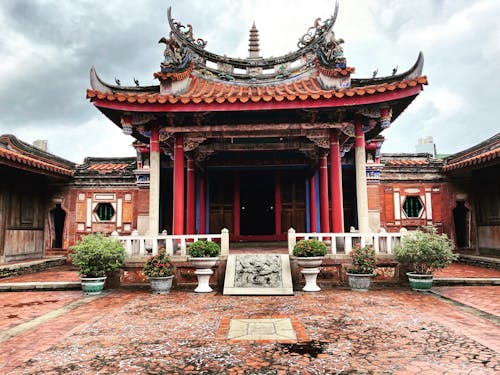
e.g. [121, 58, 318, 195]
[50, 204, 66, 248]
[240, 172, 275, 235]
[453, 201, 470, 248]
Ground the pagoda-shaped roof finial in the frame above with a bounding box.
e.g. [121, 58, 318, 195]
[248, 22, 260, 58]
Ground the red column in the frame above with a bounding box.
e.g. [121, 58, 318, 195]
[186, 158, 195, 234]
[275, 173, 282, 236]
[233, 172, 240, 237]
[319, 155, 330, 232]
[173, 134, 184, 235]
[199, 176, 206, 234]
[330, 130, 344, 232]
[309, 173, 317, 232]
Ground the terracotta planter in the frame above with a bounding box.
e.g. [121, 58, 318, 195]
[149, 276, 174, 294]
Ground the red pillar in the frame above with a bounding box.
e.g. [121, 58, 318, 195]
[186, 158, 195, 234]
[309, 173, 317, 232]
[233, 172, 240, 237]
[330, 130, 344, 232]
[199, 176, 206, 234]
[173, 134, 184, 235]
[275, 173, 282, 236]
[319, 155, 330, 232]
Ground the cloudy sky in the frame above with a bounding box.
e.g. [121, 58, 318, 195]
[0, 0, 498, 163]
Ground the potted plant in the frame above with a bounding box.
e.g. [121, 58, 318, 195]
[395, 226, 457, 292]
[292, 239, 327, 292]
[70, 233, 126, 295]
[143, 249, 174, 294]
[188, 240, 220, 293]
[346, 245, 377, 292]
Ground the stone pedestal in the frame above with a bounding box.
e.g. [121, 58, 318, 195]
[301, 268, 321, 292]
[194, 268, 214, 293]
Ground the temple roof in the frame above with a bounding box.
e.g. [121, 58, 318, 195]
[443, 132, 500, 172]
[0, 134, 74, 178]
[87, 74, 427, 107]
[87, 3, 427, 155]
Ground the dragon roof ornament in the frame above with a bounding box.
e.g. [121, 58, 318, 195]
[166, 1, 339, 70]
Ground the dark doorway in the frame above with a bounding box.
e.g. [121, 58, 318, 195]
[50, 204, 66, 248]
[453, 201, 469, 248]
[240, 171, 275, 235]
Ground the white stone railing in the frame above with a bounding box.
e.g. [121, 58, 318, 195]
[111, 228, 229, 258]
[288, 227, 408, 255]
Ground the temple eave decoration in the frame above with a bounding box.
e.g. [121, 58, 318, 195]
[87, 1, 427, 160]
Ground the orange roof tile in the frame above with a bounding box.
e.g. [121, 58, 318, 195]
[385, 159, 430, 166]
[87, 163, 130, 172]
[0, 147, 73, 176]
[87, 76, 428, 106]
[443, 148, 500, 172]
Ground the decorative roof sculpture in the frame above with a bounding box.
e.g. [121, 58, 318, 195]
[87, 1, 427, 148]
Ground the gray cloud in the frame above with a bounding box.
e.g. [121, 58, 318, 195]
[0, 0, 498, 161]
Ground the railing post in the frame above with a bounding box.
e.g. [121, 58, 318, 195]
[221, 228, 229, 255]
[166, 235, 174, 256]
[345, 236, 353, 254]
[288, 228, 296, 254]
[152, 237, 158, 256]
[132, 230, 139, 257]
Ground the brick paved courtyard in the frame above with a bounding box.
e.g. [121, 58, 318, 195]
[1, 287, 499, 374]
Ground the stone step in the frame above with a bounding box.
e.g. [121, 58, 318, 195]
[0, 281, 81, 292]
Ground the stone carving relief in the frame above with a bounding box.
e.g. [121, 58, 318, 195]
[234, 255, 282, 288]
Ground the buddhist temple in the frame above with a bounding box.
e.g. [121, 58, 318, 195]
[86, 3, 427, 241]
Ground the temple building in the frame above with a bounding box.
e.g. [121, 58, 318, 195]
[86, 4, 427, 241]
[1, 4, 498, 266]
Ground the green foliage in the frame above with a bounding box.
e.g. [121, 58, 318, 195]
[395, 226, 457, 275]
[293, 239, 327, 257]
[143, 249, 174, 278]
[348, 245, 377, 274]
[70, 233, 125, 277]
[188, 240, 220, 257]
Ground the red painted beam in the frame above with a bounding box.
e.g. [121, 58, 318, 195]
[173, 135, 184, 235]
[199, 176, 206, 234]
[319, 155, 330, 233]
[186, 158, 196, 234]
[91, 86, 423, 113]
[330, 131, 344, 232]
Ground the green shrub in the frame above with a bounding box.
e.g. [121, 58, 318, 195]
[293, 239, 327, 257]
[395, 226, 457, 274]
[70, 233, 125, 277]
[143, 249, 174, 278]
[348, 245, 377, 274]
[188, 240, 220, 257]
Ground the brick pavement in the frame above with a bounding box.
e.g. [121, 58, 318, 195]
[0, 288, 499, 374]
[433, 286, 500, 317]
[434, 264, 500, 278]
[0, 265, 80, 283]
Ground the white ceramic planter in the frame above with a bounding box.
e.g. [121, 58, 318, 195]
[189, 257, 218, 293]
[296, 256, 324, 292]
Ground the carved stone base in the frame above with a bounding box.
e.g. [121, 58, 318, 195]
[301, 268, 321, 292]
[194, 268, 214, 293]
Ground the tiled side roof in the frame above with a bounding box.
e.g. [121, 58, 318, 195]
[384, 159, 430, 166]
[87, 76, 427, 105]
[87, 163, 130, 172]
[0, 147, 73, 176]
[443, 148, 499, 172]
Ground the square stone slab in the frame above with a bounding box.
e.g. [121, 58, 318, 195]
[223, 254, 293, 295]
[227, 318, 297, 341]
